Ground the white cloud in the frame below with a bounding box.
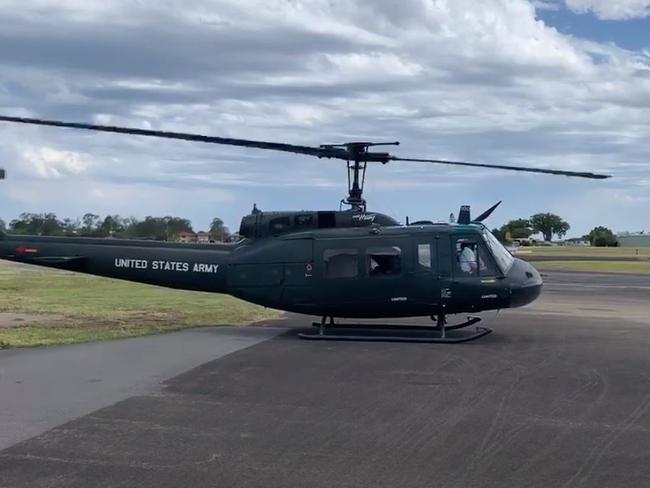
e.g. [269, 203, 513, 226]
[565, 0, 650, 19]
[0, 0, 649, 233]
[531, 0, 561, 10]
[20, 146, 91, 178]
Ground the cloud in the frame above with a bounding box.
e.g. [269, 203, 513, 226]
[531, 0, 561, 10]
[0, 0, 649, 234]
[564, 0, 650, 19]
[19, 146, 91, 178]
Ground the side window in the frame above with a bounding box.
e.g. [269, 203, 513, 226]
[455, 238, 498, 277]
[324, 249, 358, 278]
[417, 243, 432, 269]
[269, 217, 291, 234]
[295, 214, 313, 227]
[367, 246, 401, 277]
[317, 211, 337, 228]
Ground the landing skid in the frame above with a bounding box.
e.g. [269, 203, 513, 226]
[298, 315, 491, 343]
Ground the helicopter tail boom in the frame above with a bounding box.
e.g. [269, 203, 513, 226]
[0, 234, 233, 293]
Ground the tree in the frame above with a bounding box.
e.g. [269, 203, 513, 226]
[98, 215, 126, 237]
[164, 216, 193, 240]
[121, 217, 141, 238]
[81, 213, 101, 236]
[530, 213, 570, 242]
[9, 213, 65, 236]
[62, 218, 80, 236]
[491, 227, 506, 242]
[130, 216, 168, 240]
[209, 217, 230, 242]
[500, 218, 533, 240]
[124, 216, 193, 240]
[40, 213, 65, 236]
[0, 218, 5, 232]
[588, 226, 617, 247]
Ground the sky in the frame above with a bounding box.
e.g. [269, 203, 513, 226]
[0, 0, 649, 237]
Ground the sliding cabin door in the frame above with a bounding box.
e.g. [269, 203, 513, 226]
[409, 235, 443, 314]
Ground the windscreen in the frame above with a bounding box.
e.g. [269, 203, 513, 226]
[483, 229, 514, 274]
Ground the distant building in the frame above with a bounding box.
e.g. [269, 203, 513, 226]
[209, 229, 229, 242]
[563, 237, 590, 246]
[196, 231, 210, 244]
[510, 237, 534, 246]
[617, 232, 650, 247]
[177, 231, 197, 243]
[175, 230, 222, 244]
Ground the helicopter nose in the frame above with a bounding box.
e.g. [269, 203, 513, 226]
[509, 258, 543, 308]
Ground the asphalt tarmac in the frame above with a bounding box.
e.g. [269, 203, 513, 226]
[0, 327, 285, 450]
[1, 271, 649, 488]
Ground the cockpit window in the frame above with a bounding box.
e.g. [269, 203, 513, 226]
[455, 238, 498, 277]
[455, 240, 480, 276]
[483, 229, 514, 274]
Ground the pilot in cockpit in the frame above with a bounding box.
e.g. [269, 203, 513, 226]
[457, 242, 478, 275]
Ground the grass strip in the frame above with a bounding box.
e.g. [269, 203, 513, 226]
[533, 260, 650, 274]
[0, 262, 282, 348]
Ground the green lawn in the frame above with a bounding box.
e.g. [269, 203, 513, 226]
[533, 260, 650, 274]
[0, 262, 282, 348]
[518, 246, 650, 258]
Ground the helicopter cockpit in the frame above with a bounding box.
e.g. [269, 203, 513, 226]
[449, 223, 515, 277]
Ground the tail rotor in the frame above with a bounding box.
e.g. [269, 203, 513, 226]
[456, 201, 502, 225]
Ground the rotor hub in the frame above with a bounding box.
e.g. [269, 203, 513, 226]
[321, 141, 400, 211]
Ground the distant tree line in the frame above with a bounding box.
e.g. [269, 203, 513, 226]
[1, 213, 231, 241]
[491, 212, 617, 247]
[1, 211, 619, 247]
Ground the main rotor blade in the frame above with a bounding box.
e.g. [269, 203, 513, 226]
[0, 115, 346, 160]
[0, 115, 613, 179]
[391, 156, 611, 179]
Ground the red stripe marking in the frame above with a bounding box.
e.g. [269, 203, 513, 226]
[15, 246, 39, 254]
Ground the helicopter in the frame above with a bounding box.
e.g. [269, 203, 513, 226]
[0, 115, 610, 343]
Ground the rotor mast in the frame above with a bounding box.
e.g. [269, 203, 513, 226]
[321, 141, 399, 212]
